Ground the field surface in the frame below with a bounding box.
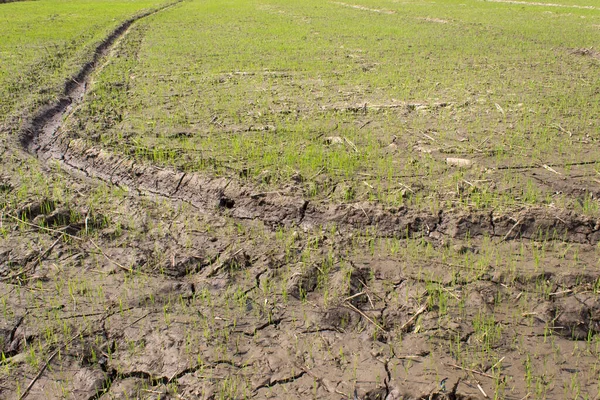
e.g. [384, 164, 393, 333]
[0, 0, 599, 398]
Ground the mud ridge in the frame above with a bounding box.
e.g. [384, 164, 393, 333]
[26, 136, 600, 244]
[56, 141, 600, 244]
[15, 0, 600, 244]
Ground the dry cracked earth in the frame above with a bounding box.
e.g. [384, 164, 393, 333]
[1, 4, 600, 400]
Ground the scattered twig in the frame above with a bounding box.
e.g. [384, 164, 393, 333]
[490, 356, 505, 371]
[477, 383, 489, 398]
[142, 389, 165, 395]
[7, 214, 82, 241]
[358, 120, 372, 130]
[362, 181, 374, 189]
[399, 304, 427, 332]
[551, 123, 572, 137]
[344, 291, 366, 302]
[248, 190, 284, 199]
[343, 136, 358, 153]
[422, 133, 436, 142]
[61, 310, 109, 319]
[123, 312, 153, 330]
[358, 278, 384, 302]
[18, 349, 60, 400]
[364, 291, 375, 309]
[440, 285, 461, 300]
[0, 237, 61, 282]
[207, 247, 244, 277]
[395, 181, 414, 193]
[353, 279, 376, 309]
[499, 219, 522, 243]
[396, 354, 425, 360]
[344, 302, 386, 332]
[352, 204, 368, 219]
[521, 311, 536, 317]
[89, 238, 134, 273]
[515, 292, 523, 301]
[495, 103, 505, 117]
[308, 167, 325, 181]
[549, 289, 572, 297]
[497, 160, 600, 171]
[18, 330, 82, 400]
[541, 164, 561, 175]
[445, 363, 494, 379]
[478, 136, 491, 148]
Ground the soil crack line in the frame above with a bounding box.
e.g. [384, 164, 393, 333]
[252, 370, 307, 394]
[172, 172, 187, 195]
[92, 357, 250, 399]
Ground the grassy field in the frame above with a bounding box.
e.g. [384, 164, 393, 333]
[61, 0, 600, 213]
[0, 0, 599, 399]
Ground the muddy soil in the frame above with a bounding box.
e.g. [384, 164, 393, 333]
[1, 4, 600, 400]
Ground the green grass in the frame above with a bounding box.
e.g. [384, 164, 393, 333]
[0, 0, 169, 125]
[60, 0, 600, 213]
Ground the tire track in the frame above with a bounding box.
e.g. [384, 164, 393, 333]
[19, 0, 183, 156]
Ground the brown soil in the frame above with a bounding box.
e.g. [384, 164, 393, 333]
[1, 4, 599, 400]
